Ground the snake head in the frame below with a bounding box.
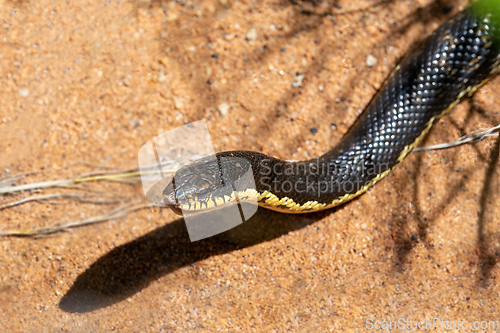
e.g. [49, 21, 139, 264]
[162, 157, 222, 215]
[162, 153, 256, 215]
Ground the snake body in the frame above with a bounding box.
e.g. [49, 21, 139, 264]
[163, 6, 500, 215]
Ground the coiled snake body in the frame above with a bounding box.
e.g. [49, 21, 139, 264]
[163, 6, 500, 215]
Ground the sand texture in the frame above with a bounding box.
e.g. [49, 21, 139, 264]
[1, 0, 499, 331]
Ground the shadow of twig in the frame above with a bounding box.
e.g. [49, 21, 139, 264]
[478, 136, 500, 284]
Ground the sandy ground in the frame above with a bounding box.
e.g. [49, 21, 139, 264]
[1, 0, 500, 331]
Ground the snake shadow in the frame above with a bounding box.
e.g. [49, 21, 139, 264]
[59, 204, 328, 313]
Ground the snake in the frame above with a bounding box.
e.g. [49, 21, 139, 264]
[162, 4, 500, 215]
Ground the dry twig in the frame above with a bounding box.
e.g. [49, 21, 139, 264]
[414, 123, 500, 152]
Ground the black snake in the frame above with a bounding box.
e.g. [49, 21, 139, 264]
[162, 4, 500, 215]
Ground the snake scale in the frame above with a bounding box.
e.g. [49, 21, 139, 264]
[162, 4, 500, 215]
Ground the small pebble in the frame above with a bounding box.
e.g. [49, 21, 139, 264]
[158, 69, 167, 82]
[245, 28, 257, 41]
[292, 74, 304, 87]
[130, 118, 141, 128]
[159, 57, 169, 66]
[18, 88, 29, 97]
[173, 96, 184, 110]
[166, 11, 178, 22]
[217, 102, 231, 116]
[310, 128, 318, 134]
[442, 5, 454, 14]
[366, 54, 378, 67]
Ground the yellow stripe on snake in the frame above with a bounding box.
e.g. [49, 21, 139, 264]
[163, 4, 500, 215]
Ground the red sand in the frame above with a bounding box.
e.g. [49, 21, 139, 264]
[1, 0, 499, 331]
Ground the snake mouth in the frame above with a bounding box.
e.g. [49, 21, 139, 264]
[163, 199, 183, 215]
[164, 195, 238, 215]
[163, 184, 246, 215]
[162, 176, 222, 215]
